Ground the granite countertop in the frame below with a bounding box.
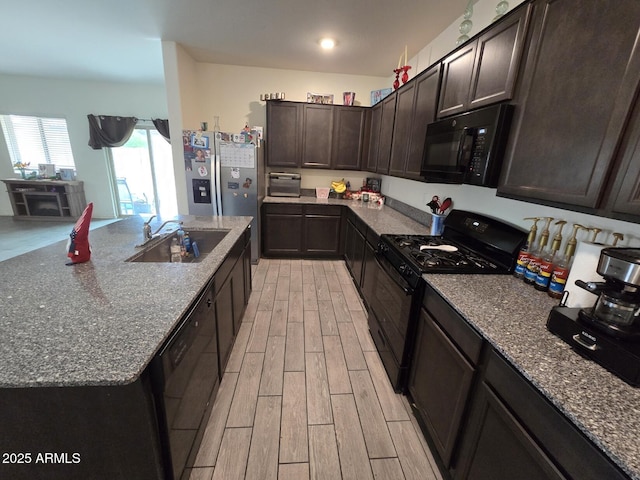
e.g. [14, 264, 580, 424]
[0, 215, 252, 388]
[425, 274, 640, 480]
[264, 195, 428, 236]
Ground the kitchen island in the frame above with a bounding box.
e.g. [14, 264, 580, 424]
[0, 215, 252, 479]
[0, 215, 252, 388]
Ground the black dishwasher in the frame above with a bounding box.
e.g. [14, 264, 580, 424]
[150, 279, 219, 480]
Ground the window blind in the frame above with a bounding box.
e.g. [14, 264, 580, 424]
[0, 115, 76, 171]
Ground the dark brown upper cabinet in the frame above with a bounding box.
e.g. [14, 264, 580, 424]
[267, 101, 367, 170]
[438, 5, 531, 118]
[366, 101, 383, 172]
[389, 82, 416, 177]
[266, 100, 300, 168]
[438, 42, 477, 118]
[376, 91, 397, 175]
[605, 79, 640, 219]
[332, 106, 368, 170]
[302, 104, 333, 168]
[498, 0, 640, 210]
[389, 64, 441, 179]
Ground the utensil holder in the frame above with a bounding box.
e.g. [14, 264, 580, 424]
[430, 214, 446, 236]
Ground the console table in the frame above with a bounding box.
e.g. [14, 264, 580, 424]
[2, 179, 87, 221]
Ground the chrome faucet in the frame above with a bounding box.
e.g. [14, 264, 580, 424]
[142, 216, 183, 241]
[142, 215, 157, 241]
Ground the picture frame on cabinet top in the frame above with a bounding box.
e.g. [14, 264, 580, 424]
[307, 92, 334, 104]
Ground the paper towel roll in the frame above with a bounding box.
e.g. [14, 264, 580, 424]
[564, 241, 606, 308]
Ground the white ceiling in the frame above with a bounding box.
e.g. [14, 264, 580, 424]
[0, 0, 468, 84]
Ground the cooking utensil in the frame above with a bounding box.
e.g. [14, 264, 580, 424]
[439, 197, 452, 214]
[426, 196, 440, 214]
[419, 244, 458, 252]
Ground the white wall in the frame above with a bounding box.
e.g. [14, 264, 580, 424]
[162, 44, 388, 213]
[193, 63, 386, 132]
[407, 0, 528, 82]
[0, 74, 168, 218]
[383, 178, 640, 247]
[162, 41, 200, 215]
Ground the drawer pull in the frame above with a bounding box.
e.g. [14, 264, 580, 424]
[572, 334, 598, 351]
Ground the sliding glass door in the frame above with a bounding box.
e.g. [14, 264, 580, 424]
[110, 127, 177, 218]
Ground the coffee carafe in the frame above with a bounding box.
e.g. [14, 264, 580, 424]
[575, 247, 640, 338]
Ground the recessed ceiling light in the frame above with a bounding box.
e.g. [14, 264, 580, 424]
[320, 38, 336, 50]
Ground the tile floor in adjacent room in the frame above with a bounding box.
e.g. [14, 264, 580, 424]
[185, 258, 443, 480]
[0, 216, 120, 262]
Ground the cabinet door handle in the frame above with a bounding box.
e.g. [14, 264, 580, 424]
[572, 334, 598, 351]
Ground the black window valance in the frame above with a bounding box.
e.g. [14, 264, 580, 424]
[87, 115, 170, 149]
[151, 118, 170, 143]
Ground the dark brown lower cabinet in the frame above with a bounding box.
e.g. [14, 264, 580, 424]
[215, 276, 234, 375]
[455, 383, 565, 480]
[411, 286, 630, 480]
[342, 209, 378, 311]
[343, 210, 366, 284]
[262, 204, 304, 256]
[409, 308, 476, 467]
[216, 230, 251, 374]
[360, 234, 378, 310]
[230, 249, 247, 335]
[262, 203, 343, 258]
[0, 376, 164, 480]
[304, 205, 343, 256]
[454, 350, 631, 480]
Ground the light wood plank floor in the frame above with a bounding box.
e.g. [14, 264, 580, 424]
[187, 259, 443, 480]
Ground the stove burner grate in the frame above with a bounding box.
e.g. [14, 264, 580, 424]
[388, 234, 499, 273]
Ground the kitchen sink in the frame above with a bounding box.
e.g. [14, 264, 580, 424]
[126, 229, 230, 263]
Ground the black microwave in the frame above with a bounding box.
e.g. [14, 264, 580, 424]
[420, 103, 514, 187]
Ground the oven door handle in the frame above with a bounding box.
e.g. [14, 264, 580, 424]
[374, 252, 414, 296]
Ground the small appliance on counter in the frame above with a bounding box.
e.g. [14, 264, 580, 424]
[365, 177, 381, 193]
[547, 247, 640, 386]
[268, 172, 301, 197]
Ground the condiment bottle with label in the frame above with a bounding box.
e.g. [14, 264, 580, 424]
[547, 224, 588, 298]
[535, 220, 566, 291]
[524, 217, 553, 285]
[612, 232, 625, 246]
[514, 217, 540, 279]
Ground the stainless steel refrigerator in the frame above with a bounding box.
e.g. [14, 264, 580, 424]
[182, 130, 263, 263]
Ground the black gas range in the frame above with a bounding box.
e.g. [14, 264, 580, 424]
[368, 210, 526, 392]
[378, 209, 527, 279]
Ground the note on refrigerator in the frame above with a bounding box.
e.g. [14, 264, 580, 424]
[220, 143, 255, 168]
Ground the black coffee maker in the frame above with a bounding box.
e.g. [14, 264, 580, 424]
[546, 248, 640, 386]
[575, 248, 640, 339]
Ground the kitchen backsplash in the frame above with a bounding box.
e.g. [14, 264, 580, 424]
[273, 166, 640, 248]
